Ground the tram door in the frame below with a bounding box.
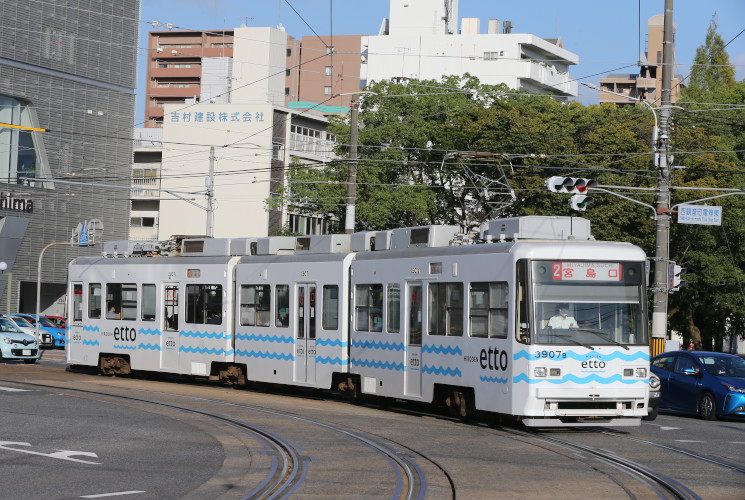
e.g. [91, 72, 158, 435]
[294, 284, 317, 384]
[161, 283, 180, 371]
[405, 281, 423, 397]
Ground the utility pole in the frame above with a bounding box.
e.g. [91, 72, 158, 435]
[344, 98, 359, 234]
[651, 0, 675, 356]
[206, 146, 215, 237]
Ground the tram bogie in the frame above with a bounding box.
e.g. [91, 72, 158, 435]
[68, 216, 652, 427]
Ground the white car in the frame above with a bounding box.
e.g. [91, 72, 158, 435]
[1, 315, 52, 348]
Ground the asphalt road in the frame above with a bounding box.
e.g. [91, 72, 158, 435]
[0, 351, 743, 500]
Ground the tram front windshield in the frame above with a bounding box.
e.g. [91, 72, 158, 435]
[530, 260, 648, 347]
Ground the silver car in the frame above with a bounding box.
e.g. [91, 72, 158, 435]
[0, 318, 41, 364]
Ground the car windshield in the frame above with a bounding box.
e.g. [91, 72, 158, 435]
[38, 317, 55, 327]
[11, 316, 33, 327]
[0, 318, 23, 333]
[699, 356, 745, 377]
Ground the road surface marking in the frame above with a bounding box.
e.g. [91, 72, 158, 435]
[0, 441, 100, 464]
[80, 492, 145, 498]
[0, 386, 32, 392]
[675, 440, 705, 443]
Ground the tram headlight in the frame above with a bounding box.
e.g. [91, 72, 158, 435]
[534, 367, 548, 377]
[635, 368, 647, 378]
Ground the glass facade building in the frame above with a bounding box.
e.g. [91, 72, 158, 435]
[0, 0, 140, 314]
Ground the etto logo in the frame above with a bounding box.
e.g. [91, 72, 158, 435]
[113, 325, 137, 342]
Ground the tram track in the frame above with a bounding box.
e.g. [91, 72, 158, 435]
[1, 376, 444, 500]
[497, 426, 703, 500]
[600, 430, 745, 475]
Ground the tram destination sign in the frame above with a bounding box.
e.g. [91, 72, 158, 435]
[677, 204, 722, 226]
[552, 262, 622, 282]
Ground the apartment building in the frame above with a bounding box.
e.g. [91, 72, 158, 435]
[599, 15, 684, 106]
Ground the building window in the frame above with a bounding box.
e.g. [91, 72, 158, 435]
[286, 48, 292, 57]
[484, 52, 500, 60]
[325, 66, 333, 76]
[285, 87, 290, 96]
[130, 217, 157, 228]
[272, 142, 284, 161]
[324, 86, 332, 96]
[0, 95, 52, 187]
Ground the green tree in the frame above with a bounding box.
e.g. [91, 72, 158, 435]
[668, 17, 745, 350]
[688, 16, 736, 92]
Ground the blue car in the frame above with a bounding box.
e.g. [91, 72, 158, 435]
[651, 351, 745, 420]
[0, 317, 41, 364]
[12, 313, 66, 349]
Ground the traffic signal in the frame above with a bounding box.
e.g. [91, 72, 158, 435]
[668, 262, 687, 291]
[546, 176, 598, 194]
[569, 194, 592, 211]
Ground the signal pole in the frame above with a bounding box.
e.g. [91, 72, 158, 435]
[651, 0, 675, 355]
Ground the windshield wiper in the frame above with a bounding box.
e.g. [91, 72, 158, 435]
[574, 328, 630, 350]
[551, 334, 595, 351]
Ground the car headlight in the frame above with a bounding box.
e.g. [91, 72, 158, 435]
[721, 382, 745, 394]
[649, 374, 661, 390]
[3, 337, 14, 344]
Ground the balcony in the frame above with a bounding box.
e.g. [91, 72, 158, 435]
[131, 176, 161, 198]
[289, 133, 337, 161]
[150, 67, 201, 78]
[521, 61, 577, 96]
[149, 86, 202, 98]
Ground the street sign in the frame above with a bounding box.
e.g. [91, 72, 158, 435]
[71, 219, 104, 246]
[677, 204, 722, 225]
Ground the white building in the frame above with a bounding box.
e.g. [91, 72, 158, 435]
[132, 27, 336, 240]
[362, 0, 579, 97]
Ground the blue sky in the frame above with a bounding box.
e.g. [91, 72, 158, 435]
[136, 0, 745, 125]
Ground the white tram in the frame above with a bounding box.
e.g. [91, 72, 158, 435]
[67, 216, 652, 427]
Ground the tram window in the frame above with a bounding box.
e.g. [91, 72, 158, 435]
[88, 283, 101, 318]
[469, 282, 508, 339]
[322, 285, 339, 330]
[408, 285, 422, 345]
[105, 283, 131, 320]
[276, 285, 289, 328]
[355, 284, 383, 332]
[121, 284, 137, 320]
[428, 283, 464, 336]
[240, 285, 270, 327]
[72, 284, 83, 322]
[142, 284, 156, 321]
[387, 284, 400, 333]
[186, 284, 223, 325]
[164, 285, 179, 331]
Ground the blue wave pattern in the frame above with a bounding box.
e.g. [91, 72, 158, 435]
[480, 375, 509, 384]
[422, 344, 462, 356]
[316, 338, 348, 348]
[82, 339, 100, 346]
[180, 330, 228, 340]
[317, 356, 349, 366]
[422, 365, 462, 377]
[139, 328, 162, 337]
[352, 359, 405, 371]
[180, 346, 229, 355]
[514, 373, 648, 385]
[82, 325, 100, 332]
[235, 349, 295, 361]
[352, 339, 405, 351]
[114, 343, 161, 351]
[236, 333, 295, 344]
[514, 349, 650, 362]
